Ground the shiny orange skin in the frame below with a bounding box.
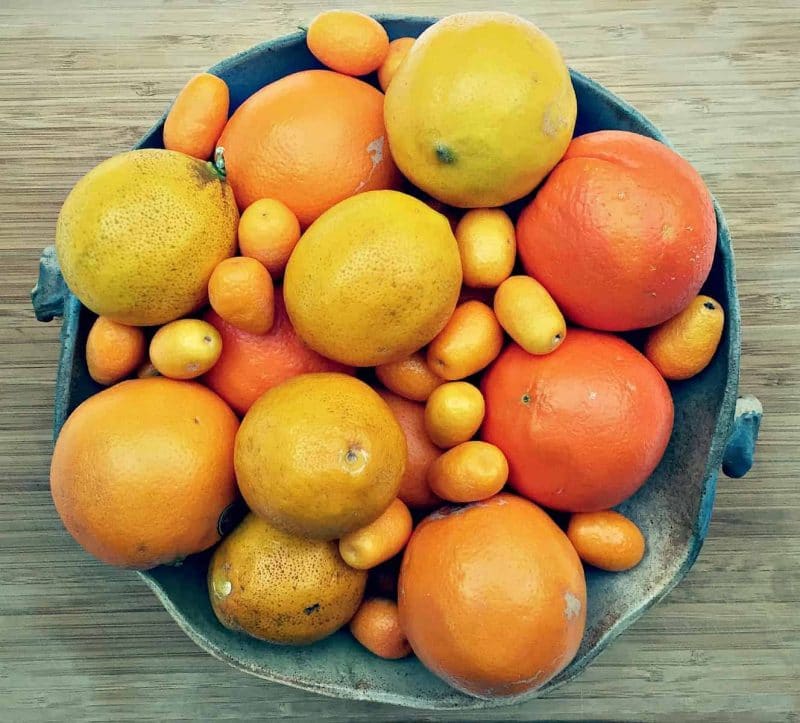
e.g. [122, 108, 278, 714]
[567, 510, 646, 572]
[85, 316, 146, 386]
[399, 494, 586, 698]
[378, 391, 442, 509]
[202, 290, 350, 415]
[517, 130, 717, 331]
[427, 300, 504, 380]
[350, 598, 412, 659]
[375, 352, 443, 402]
[50, 378, 238, 569]
[307, 11, 389, 76]
[427, 441, 508, 503]
[378, 37, 415, 91]
[218, 70, 399, 227]
[237, 198, 301, 278]
[208, 256, 275, 335]
[481, 329, 674, 512]
[339, 498, 413, 570]
[163, 73, 229, 160]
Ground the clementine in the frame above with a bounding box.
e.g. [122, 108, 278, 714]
[516, 130, 716, 331]
[481, 329, 673, 512]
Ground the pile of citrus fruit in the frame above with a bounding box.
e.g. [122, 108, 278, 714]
[48, 11, 725, 699]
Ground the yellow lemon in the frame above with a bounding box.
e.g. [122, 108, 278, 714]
[385, 12, 576, 207]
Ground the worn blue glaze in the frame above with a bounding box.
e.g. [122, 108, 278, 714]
[33, 15, 762, 710]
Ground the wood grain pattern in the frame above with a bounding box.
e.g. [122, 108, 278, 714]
[1, 1, 798, 720]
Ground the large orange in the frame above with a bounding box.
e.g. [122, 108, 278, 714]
[202, 290, 350, 415]
[517, 130, 716, 331]
[398, 494, 586, 698]
[218, 70, 399, 227]
[481, 329, 673, 512]
[50, 378, 238, 569]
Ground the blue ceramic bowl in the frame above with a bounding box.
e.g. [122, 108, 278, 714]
[33, 15, 762, 710]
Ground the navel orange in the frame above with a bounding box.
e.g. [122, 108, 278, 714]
[218, 70, 399, 227]
[399, 494, 586, 698]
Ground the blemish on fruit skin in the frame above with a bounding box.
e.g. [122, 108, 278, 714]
[304, 603, 320, 615]
[213, 578, 232, 599]
[564, 591, 582, 620]
[353, 136, 386, 192]
[435, 142, 456, 164]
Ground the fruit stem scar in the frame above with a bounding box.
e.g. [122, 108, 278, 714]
[435, 143, 456, 165]
[703, 301, 715, 310]
[521, 393, 531, 405]
[304, 603, 320, 615]
[212, 146, 227, 180]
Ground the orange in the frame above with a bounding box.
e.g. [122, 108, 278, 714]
[427, 441, 508, 503]
[427, 301, 504, 380]
[399, 494, 586, 697]
[493, 275, 566, 355]
[149, 319, 222, 380]
[645, 295, 725, 380]
[85, 316, 146, 386]
[424, 381, 485, 449]
[481, 329, 674, 512]
[218, 70, 399, 227]
[50, 378, 238, 569]
[455, 209, 516, 288]
[237, 198, 301, 277]
[339, 498, 413, 570]
[375, 352, 443, 402]
[208, 256, 275, 335]
[567, 510, 646, 572]
[517, 130, 717, 331]
[378, 37, 415, 91]
[284, 190, 462, 366]
[307, 11, 389, 76]
[377, 391, 442, 509]
[350, 598, 412, 659]
[163, 73, 229, 160]
[202, 290, 350, 415]
[234, 373, 407, 540]
[209, 513, 366, 645]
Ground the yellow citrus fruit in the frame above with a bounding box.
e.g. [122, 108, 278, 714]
[55, 149, 238, 325]
[494, 275, 566, 355]
[284, 190, 462, 366]
[235, 373, 407, 540]
[237, 198, 301, 277]
[307, 10, 389, 76]
[375, 352, 443, 402]
[424, 381, 485, 448]
[149, 318, 222, 380]
[208, 513, 366, 645]
[339, 498, 413, 570]
[385, 12, 576, 207]
[644, 295, 725, 380]
[427, 441, 509, 502]
[426, 300, 504, 380]
[378, 37, 415, 91]
[455, 208, 516, 288]
[208, 256, 275, 335]
[85, 316, 146, 386]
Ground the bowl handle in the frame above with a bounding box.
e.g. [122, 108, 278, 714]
[722, 395, 762, 478]
[31, 245, 68, 321]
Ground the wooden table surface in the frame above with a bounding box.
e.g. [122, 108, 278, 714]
[2, 1, 798, 720]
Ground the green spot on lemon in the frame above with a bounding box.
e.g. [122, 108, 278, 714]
[435, 143, 456, 165]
